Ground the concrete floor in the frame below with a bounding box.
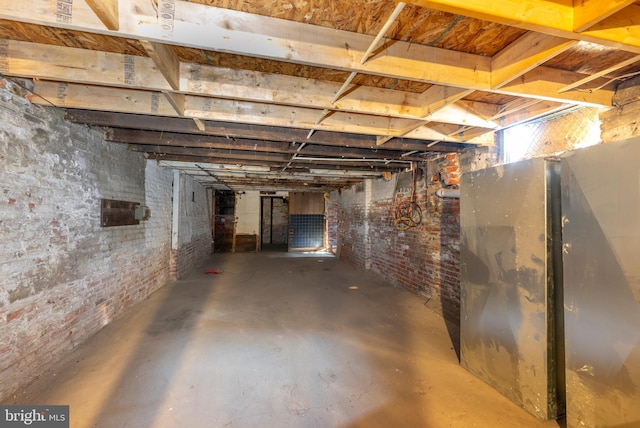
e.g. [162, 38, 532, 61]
[6, 252, 564, 428]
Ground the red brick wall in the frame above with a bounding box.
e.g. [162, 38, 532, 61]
[332, 147, 498, 325]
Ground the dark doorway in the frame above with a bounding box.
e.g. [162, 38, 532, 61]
[260, 197, 289, 252]
[214, 190, 235, 253]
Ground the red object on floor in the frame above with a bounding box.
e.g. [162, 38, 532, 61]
[204, 269, 222, 274]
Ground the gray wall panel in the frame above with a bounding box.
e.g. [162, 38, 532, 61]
[461, 158, 563, 420]
[561, 139, 640, 427]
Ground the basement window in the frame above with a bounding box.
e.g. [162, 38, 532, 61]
[502, 106, 602, 164]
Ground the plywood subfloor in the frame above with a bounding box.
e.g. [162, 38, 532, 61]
[5, 253, 563, 427]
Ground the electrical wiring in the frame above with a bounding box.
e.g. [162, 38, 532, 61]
[391, 163, 422, 231]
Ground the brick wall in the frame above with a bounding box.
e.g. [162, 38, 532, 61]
[332, 146, 498, 325]
[0, 79, 209, 401]
[169, 173, 211, 279]
[326, 199, 338, 253]
[601, 75, 640, 143]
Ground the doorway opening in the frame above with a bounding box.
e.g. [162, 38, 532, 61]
[260, 196, 289, 252]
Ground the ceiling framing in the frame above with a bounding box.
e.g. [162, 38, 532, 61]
[0, 0, 635, 191]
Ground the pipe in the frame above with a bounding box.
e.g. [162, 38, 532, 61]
[436, 188, 460, 198]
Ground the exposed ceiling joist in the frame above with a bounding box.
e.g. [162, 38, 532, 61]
[402, 0, 639, 51]
[0, 0, 613, 106]
[0, 0, 626, 192]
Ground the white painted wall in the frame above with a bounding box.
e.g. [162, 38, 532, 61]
[235, 191, 260, 235]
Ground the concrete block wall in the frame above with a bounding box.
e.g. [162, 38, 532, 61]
[332, 147, 498, 325]
[170, 173, 211, 279]
[0, 79, 210, 401]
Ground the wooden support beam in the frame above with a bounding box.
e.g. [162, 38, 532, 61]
[139, 40, 181, 90]
[557, 54, 640, 93]
[84, 0, 119, 30]
[163, 92, 185, 116]
[495, 66, 614, 106]
[32, 81, 420, 137]
[193, 118, 206, 131]
[419, 86, 475, 119]
[0, 0, 492, 89]
[361, 2, 406, 64]
[573, 0, 636, 32]
[107, 128, 429, 160]
[379, 86, 474, 145]
[146, 154, 407, 172]
[402, 0, 640, 51]
[491, 32, 577, 88]
[65, 109, 472, 152]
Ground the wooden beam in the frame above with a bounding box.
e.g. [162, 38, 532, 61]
[430, 100, 501, 128]
[163, 92, 185, 116]
[378, 86, 474, 145]
[573, 0, 636, 32]
[491, 32, 577, 88]
[419, 86, 475, 118]
[131, 145, 415, 169]
[402, 0, 640, 53]
[84, 0, 119, 31]
[0, 38, 431, 120]
[558, 54, 640, 93]
[32, 81, 420, 137]
[139, 40, 181, 90]
[0, 0, 492, 89]
[146, 154, 406, 172]
[193, 118, 206, 131]
[65, 109, 472, 152]
[495, 66, 615, 106]
[107, 129, 429, 160]
[360, 2, 406, 64]
[581, 6, 640, 51]
[499, 101, 570, 128]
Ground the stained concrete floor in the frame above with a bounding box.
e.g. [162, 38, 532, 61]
[7, 252, 564, 427]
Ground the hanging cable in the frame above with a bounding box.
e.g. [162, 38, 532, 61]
[391, 163, 422, 231]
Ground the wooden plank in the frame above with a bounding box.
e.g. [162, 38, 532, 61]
[499, 101, 569, 127]
[0, 38, 434, 121]
[403, 0, 640, 53]
[0, 38, 171, 90]
[378, 86, 474, 145]
[139, 40, 181, 90]
[289, 192, 325, 215]
[495, 66, 615, 106]
[430, 100, 501, 128]
[406, 123, 495, 142]
[143, 144, 412, 169]
[65, 109, 472, 152]
[402, 0, 573, 33]
[84, 0, 119, 31]
[558, 54, 640, 93]
[573, 0, 635, 32]
[0, 19, 611, 108]
[491, 32, 577, 88]
[0, 0, 493, 89]
[419, 86, 474, 118]
[146, 154, 407, 172]
[32, 81, 421, 137]
[193, 118, 206, 131]
[109, 129, 429, 160]
[163, 92, 185, 115]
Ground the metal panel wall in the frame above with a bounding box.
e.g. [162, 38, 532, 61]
[561, 139, 640, 427]
[460, 158, 564, 420]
